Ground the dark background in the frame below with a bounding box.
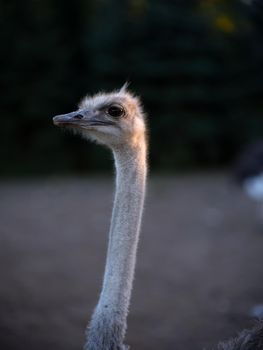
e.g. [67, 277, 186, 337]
[1, 0, 263, 175]
[1, 1, 263, 350]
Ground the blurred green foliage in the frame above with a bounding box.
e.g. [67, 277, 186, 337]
[1, 0, 263, 175]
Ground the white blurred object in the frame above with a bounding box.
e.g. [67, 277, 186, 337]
[249, 304, 263, 319]
[244, 173, 263, 201]
[234, 141, 263, 226]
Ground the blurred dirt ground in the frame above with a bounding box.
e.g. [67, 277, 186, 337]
[0, 174, 262, 350]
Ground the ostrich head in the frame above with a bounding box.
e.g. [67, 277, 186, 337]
[53, 85, 146, 149]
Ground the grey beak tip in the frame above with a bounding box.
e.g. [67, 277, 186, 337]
[53, 116, 59, 125]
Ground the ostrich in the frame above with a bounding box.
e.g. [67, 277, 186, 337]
[53, 87, 263, 350]
[53, 85, 147, 350]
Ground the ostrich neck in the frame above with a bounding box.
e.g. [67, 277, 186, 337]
[101, 142, 147, 310]
[86, 140, 147, 350]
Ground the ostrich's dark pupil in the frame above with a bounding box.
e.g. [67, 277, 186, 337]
[108, 106, 123, 117]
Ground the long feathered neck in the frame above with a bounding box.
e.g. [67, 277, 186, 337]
[85, 137, 147, 350]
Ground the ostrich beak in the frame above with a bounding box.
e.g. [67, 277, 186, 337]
[53, 111, 86, 127]
[53, 111, 115, 128]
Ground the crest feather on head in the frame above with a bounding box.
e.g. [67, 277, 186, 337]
[119, 82, 130, 94]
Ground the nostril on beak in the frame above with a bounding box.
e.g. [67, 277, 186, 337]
[74, 113, 84, 120]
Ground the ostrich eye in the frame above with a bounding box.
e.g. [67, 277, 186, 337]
[107, 105, 124, 118]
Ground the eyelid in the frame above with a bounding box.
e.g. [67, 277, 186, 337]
[98, 104, 121, 111]
[109, 103, 123, 109]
